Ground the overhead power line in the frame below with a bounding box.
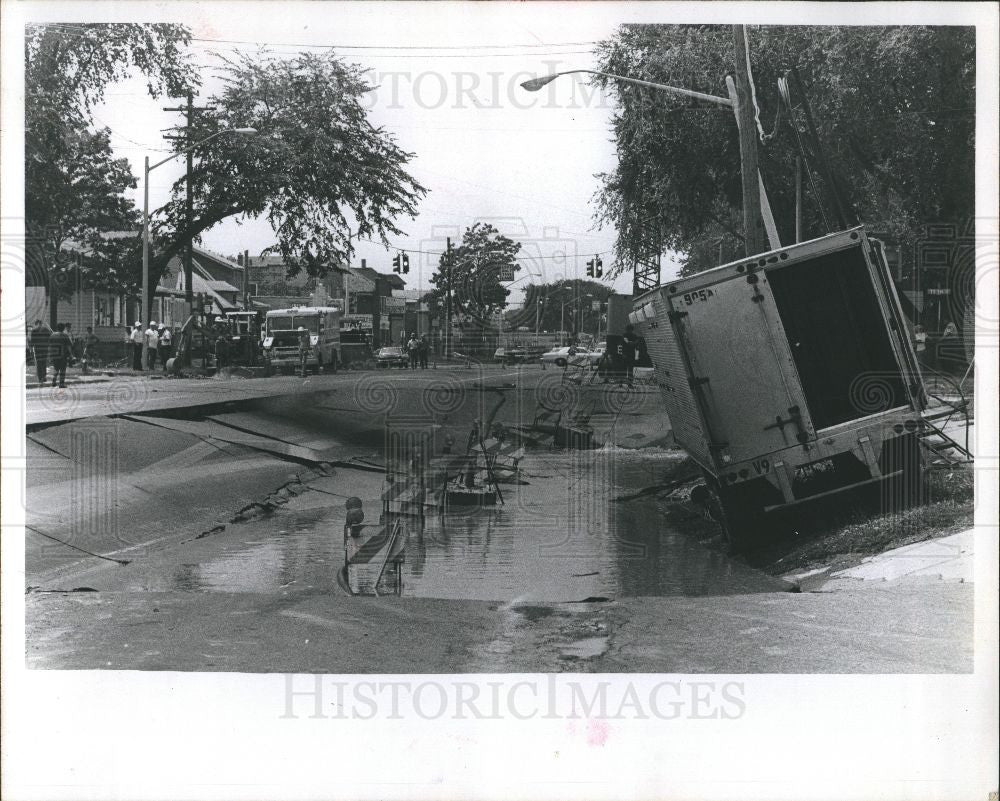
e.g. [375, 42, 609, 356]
[39, 24, 598, 52]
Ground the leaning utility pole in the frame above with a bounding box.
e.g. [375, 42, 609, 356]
[727, 25, 768, 257]
[163, 92, 215, 313]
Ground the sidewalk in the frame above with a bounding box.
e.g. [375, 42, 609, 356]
[784, 528, 975, 590]
[25, 363, 167, 390]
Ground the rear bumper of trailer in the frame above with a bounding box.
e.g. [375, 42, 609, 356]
[705, 408, 926, 511]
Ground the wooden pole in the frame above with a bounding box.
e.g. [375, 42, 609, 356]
[795, 157, 803, 243]
[728, 26, 768, 257]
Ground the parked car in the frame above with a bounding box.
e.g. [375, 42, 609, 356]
[494, 346, 528, 365]
[584, 343, 607, 365]
[375, 346, 409, 368]
[539, 346, 576, 368]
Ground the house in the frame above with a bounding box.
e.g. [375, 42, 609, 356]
[243, 254, 315, 297]
[26, 232, 188, 361]
[393, 288, 433, 339]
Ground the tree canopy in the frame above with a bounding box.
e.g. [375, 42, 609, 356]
[514, 279, 612, 335]
[152, 49, 427, 284]
[427, 223, 522, 327]
[592, 25, 975, 275]
[25, 25, 428, 307]
[24, 23, 196, 315]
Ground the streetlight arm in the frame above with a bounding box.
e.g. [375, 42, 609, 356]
[521, 69, 732, 107]
[141, 126, 257, 366]
[147, 128, 257, 172]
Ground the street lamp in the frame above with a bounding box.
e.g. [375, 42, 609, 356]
[560, 293, 592, 343]
[520, 69, 732, 107]
[520, 54, 780, 255]
[141, 127, 257, 368]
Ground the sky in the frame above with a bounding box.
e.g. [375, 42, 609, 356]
[74, 3, 691, 305]
[15, 1, 996, 308]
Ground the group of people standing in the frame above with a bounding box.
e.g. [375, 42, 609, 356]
[29, 320, 100, 388]
[127, 321, 174, 371]
[405, 332, 429, 369]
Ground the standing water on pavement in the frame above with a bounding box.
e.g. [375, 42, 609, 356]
[161, 448, 787, 601]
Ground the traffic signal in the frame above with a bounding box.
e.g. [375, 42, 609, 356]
[586, 259, 595, 277]
[402, 253, 410, 274]
[595, 257, 603, 278]
[392, 254, 401, 273]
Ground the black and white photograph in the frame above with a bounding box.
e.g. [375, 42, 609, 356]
[2, 1, 997, 799]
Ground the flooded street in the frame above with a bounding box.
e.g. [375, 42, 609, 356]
[134, 449, 788, 601]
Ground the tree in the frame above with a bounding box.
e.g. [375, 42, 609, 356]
[427, 223, 522, 327]
[592, 25, 975, 276]
[24, 23, 196, 320]
[517, 279, 612, 335]
[151, 50, 427, 287]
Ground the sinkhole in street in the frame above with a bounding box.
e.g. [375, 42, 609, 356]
[161, 450, 789, 602]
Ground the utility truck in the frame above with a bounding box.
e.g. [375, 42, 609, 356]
[262, 305, 342, 374]
[630, 227, 927, 547]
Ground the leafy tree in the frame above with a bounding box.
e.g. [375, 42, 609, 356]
[592, 25, 975, 276]
[427, 223, 522, 327]
[24, 23, 196, 320]
[152, 50, 427, 287]
[516, 279, 613, 335]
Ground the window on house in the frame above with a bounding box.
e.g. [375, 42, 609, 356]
[95, 294, 121, 327]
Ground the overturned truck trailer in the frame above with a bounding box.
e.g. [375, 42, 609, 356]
[631, 227, 927, 547]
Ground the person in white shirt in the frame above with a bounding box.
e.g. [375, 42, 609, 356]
[130, 322, 144, 370]
[158, 325, 173, 370]
[144, 321, 159, 370]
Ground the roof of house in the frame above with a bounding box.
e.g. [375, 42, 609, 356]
[195, 247, 245, 272]
[353, 266, 405, 289]
[392, 289, 426, 302]
[246, 255, 287, 268]
[250, 295, 314, 311]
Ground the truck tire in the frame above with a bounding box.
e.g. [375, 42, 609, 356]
[555, 358, 567, 367]
[701, 476, 765, 553]
[716, 490, 765, 553]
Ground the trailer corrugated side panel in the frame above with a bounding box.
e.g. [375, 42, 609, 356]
[642, 289, 713, 469]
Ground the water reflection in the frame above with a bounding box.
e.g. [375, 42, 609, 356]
[162, 450, 787, 601]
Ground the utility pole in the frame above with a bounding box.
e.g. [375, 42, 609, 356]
[728, 25, 768, 258]
[795, 157, 803, 243]
[163, 92, 215, 314]
[444, 237, 453, 359]
[243, 248, 250, 308]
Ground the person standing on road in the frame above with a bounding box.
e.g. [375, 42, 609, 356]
[913, 324, 927, 364]
[158, 325, 173, 370]
[49, 323, 72, 388]
[29, 320, 51, 385]
[418, 334, 429, 369]
[82, 326, 100, 373]
[130, 322, 144, 370]
[144, 321, 159, 370]
[406, 333, 419, 369]
[622, 323, 639, 383]
[298, 326, 310, 377]
[214, 334, 229, 370]
[64, 323, 78, 366]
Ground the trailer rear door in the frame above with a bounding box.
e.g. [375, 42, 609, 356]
[669, 276, 814, 464]
[766, 242, 911, 430]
